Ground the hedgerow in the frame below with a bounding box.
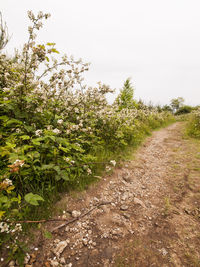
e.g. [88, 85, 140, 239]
[186, 108, 200, 138]
[0, 11, 174, 264]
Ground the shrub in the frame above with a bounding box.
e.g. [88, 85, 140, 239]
[186, 108, 200, 138]
[175, 105, 193, 115]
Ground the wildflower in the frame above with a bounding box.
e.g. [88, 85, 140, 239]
[110, 160, 116, 167]
[74, 107, 79, 113]
[87, 168, 92, 175]
[14, 223, 22, 232]
[71, 160, 75, 165]
[3, 178, 13, 186]
[106, 166, 111, 172]
[0, 222, 10, 233]
[14, 159, 24, 167]
[52, 128, 60, 134]
[66, 129, 71, 134]
[47, 125, 52, 130]
[64, 157, 70, 162]
[57, 119, 63, 124]
[35, 129, 42, 136]
[75, 143, 81, 147]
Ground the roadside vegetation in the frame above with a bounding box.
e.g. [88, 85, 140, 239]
[186, 108, 200, 138]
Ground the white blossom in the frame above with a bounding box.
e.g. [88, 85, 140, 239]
[110, 160, 116, 167]
[52, 128, 60, 134]
[35, 129, 43, 136]
[87, 168, 92, 175]
[57, 119, 63, 124]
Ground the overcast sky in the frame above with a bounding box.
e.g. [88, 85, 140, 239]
[1, 0, 200, 106]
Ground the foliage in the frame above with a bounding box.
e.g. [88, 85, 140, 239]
[186, 108, 200, 138]
[115, 78, 137, 110]
[162, 104, 173, 112]
[170, 97, 184, 113]
[0, 11, 175, 262]
[175, 105, 192, 115]
[0, 12, 10, 50]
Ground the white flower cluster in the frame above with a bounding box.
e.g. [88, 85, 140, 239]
[2, 178, 13, 186]
[0, 222, 22, 234]
[35, 129, 43, 136]
[110, 160, 116, 166]
[52, 128, 60, 134]
[14, 159, 24, 167]
[0, 222, 9, 233]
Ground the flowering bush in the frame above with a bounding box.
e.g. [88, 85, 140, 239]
[186, 108, 200, 138]
[0, 11, 174, 262]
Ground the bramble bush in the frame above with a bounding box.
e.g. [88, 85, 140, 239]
[0, 11, 174, 262]
[186, 108, 200, 138]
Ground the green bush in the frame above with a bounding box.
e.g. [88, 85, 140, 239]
[175, 105, 193, 115]
[186, 109, 200, 138]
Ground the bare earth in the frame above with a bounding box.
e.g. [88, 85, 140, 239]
[26, 122, 200, 267]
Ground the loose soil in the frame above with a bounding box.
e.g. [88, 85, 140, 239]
[17, 122, 200, 266]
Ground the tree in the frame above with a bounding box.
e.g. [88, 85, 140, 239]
[115, 78, 136, 110]
[170, 97, 184, 113]
[0, 12, 10, 50]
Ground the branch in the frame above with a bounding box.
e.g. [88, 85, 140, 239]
[52, 201, 111, 232]
[1, 201, 111, 232]
[37, 61, 66, 80]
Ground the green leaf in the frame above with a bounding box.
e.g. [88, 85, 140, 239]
[6, 185, 15, 194]
[41, 164, 55, 170]
[21, 145, 33, 152]
[5, 119, 22, 126]
[0, 196, 8, 204]
[59, 145, 70, 153]
[24, 193, 44, 206]
[53, 166, 61, 173]
[51, 48, 59, 54]
[20, 135, 30, 140]
[24, 125, 34, 132]
[46, 42, 56, 46]
[32, 139, 41, 146]
[5, 142, 16, 149]
[0, 211, 5, 219]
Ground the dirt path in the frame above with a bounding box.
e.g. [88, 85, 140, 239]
[27, 122, 200, 267]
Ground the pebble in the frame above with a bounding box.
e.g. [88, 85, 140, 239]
[65, 226, 69, 232]
[123, 213, 131, 219]
[120, 205, 129, 211]
[133, 197, 145, 208]
[60, 257, 66, 264]
[160, 248, 168, 256]
[53, 240, 69, 257]
[49, 259, 59, 267]
[24, 253, 30, 264]
[8, 261, 15, 267]
[72, 210, 81, 218]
